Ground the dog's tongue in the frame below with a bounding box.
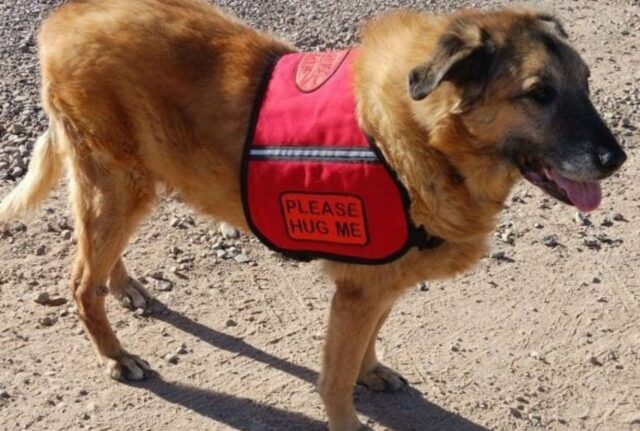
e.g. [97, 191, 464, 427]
[549, 170, 602, 212]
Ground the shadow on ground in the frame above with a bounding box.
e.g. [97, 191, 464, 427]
[130, 304, 488, 431]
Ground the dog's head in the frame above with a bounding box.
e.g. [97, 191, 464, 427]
[408, 9, 626, 212]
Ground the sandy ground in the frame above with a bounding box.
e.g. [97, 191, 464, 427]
[0, 1, 639, 430]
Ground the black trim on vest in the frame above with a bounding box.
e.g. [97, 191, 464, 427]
[240, 54, 444, 265]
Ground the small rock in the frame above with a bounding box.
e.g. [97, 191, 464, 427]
[543, 235, 558, 248]
[10, 166, 24, 178]
[450, 344, 460, 352]
[34, 292, 50, 304]
[38, 316, 57, 327]
[510, 407, 523, 419]
[220, 223, 239, 239]
[583, 236, 600, 250]
[9, 124, 26, 135]
[529, 351, 546, 362]
[574, 212, 591, 226]
[61, 230, 72, 240]
[234, 253, 251, 264]
[592, 276, 601, 284]
[613, 213, 626, 222]
[226, 319, 238, 327]
[35, 245, 46, 256]
[164, 353, 179, 364]
[0, 389, 9, 399]
[169, 246, 183, 255]
[500, 229, 514, 244]
[176, 344, 188, 355]
[418, 282, 429, 292]
[589, 355, 603, 366]
[216, 250, 226, 258]
[600, 218, 613, 227]
[154, 279, 173, 292]
[490, 251, 506, 260]
[34, 292, 67, 307]
[533, 223, 544, 229]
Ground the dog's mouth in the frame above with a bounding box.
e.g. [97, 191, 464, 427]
[519, 164, 602, 212]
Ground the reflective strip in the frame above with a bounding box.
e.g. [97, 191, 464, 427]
[250, 146, 378, 162]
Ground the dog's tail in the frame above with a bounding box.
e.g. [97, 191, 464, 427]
[0, 128, 63, 221]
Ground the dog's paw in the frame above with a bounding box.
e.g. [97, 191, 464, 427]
[105, 351, 151, 381]
[357, 363, 408, 392]
[112, 277, 153, 311]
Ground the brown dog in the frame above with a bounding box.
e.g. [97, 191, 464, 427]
[0, 1, 626, 430]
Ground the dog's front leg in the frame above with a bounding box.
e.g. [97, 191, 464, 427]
[319, 281, 399, 431]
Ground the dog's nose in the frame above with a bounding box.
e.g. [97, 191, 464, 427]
[596, 145, 627, 173]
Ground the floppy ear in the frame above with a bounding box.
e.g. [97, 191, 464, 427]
[408, 23, 496, 102]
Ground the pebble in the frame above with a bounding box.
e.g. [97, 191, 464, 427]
[33, 292, 67, 307]
[9, 123, 25, 135]
[543, 235, 558, 248]
[234, 253, 251, 264]
[0, 389, 9, 399]
[164, 353, 179, 364]
[600, 218, 613, 227]
[509, 407, 523, 419]
[613, 213, 626, 222]
[418, 282, 429, 292]
[34, 292, 50, 304]
[226, 319, 238, 327]
[583, 236, 600, 249]
[38, 316, 56, 327]
[490, 251, 506, 260]
[60, 230, 72, 240]
[176, 343, 188, 355]
[35, 245, 46, 256]
[574, 212, 591, 226]
[154, 279, 174, 292]
[589, 355, 604, 366]
[220, 223, 240, 239]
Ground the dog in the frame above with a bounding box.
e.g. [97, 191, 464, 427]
[0, 0, 626, 430]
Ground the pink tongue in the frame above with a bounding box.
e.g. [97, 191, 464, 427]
[550, 170, 602, 212]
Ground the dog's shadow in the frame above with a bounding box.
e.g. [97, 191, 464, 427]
[132, 304, 489, 431]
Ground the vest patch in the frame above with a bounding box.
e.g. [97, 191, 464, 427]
[295, 51, 350, 93]
[281, 192, 368, 246]
[242, 50, 442, 264]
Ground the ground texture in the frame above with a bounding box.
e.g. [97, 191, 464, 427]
[0, 0, 639, 430]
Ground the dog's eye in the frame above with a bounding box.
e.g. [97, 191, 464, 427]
[524, 85, 556, 105]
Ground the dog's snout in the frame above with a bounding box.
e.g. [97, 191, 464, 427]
[596, 144, 626, 174]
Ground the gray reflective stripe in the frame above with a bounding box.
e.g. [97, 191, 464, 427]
[250, 146, 378, 161]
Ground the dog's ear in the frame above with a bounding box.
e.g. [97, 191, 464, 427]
[408, 23, 496, 103]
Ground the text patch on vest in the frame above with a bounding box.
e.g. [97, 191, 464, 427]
[281, 193, 368, 245]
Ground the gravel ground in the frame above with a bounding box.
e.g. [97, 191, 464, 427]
[0, 1, 639, 431]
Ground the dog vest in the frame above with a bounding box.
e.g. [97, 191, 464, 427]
[242, 50, 442, 264]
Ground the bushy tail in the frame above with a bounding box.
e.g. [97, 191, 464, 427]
[0, 128, 63, 221]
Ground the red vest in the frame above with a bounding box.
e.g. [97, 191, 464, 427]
[242, 50, 441, 264]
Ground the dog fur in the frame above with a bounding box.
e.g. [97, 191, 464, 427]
[0, 1, 625, 430]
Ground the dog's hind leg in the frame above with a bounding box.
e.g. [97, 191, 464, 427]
[108, 258, 153, 311]
[319, 282, 401, 431]
[356, 307, 408, 392]
[68, 153, 155, 380]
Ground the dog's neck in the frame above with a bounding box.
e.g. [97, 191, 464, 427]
[354, 51, 519, 243]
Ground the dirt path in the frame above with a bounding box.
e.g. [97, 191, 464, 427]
[0, 1, 639, 430]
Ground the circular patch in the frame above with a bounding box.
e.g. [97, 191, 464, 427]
[295, 50, 350, 93]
